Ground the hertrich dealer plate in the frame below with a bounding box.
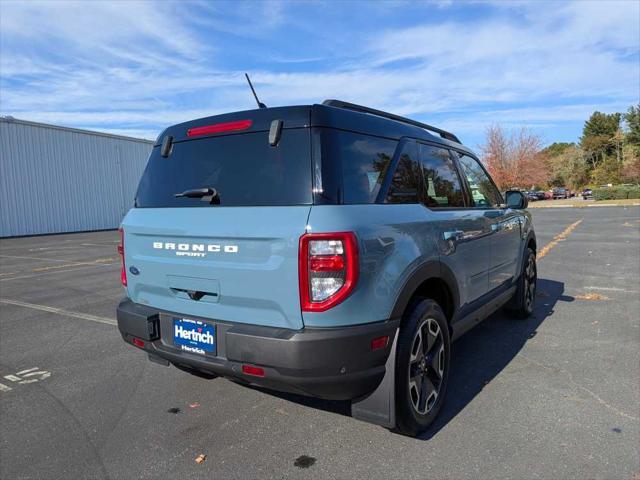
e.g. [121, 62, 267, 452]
[173, 317, 216, 355]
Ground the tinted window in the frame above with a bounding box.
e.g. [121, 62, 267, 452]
[313, 129, 395, 204]
[136, 130, 312, 207]
[418, 144, 465, 208]
[456, 154, 502, 207]
[387, 141, 420, 204]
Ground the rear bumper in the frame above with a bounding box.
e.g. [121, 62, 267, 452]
[117, 298, 398, 400]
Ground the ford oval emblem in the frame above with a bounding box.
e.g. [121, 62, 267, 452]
[129, 266, 140, 275]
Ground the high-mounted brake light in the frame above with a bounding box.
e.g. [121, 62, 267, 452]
[118, 228, 127, 287]
[299, 232, 358, 312]
[187, 119, 252, 137]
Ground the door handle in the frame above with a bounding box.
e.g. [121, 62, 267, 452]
[171, 287, 219, 303]
[443, 230, 464, 241]
[442, 230, 465, 255]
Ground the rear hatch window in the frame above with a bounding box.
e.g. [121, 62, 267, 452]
[136, 129, 312, 207]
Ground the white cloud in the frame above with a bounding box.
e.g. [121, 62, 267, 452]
[0, 0, 637, 146]
[0, 1, 203, 61]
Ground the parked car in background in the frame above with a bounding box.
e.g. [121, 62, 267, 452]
[552, 187, 568, 199]
[526, 191, 539, 201]
[582, 188, 593, 200]
[535, 191, 547, 200]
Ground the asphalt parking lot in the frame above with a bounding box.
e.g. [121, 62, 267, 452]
[1, 207, 639, 480]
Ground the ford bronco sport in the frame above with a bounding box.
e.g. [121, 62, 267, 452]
[117, 100, 536, 436]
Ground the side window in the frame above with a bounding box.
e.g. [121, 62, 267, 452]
[456, 154, 502, 208]
[418, 144, 465, 208]
[315, 129, 395, 204]
[339, 132, 395, 204]
[386, 141, 420, 204]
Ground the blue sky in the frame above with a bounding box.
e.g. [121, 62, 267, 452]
[1, 0, 638, 149]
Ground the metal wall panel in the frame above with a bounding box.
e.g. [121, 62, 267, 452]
[0, 118, 154, 237]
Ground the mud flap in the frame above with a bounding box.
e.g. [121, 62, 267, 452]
[350, 329, 398, 429]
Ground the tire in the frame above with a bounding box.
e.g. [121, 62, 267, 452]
[394, 299, 451, 437]
[508, 247, 537, 318]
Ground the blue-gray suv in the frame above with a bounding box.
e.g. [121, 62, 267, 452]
[117, 100, 537, 436]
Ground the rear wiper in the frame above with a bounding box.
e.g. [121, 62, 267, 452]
[174, 187, 220, 204]
[174, 187, 215, 198]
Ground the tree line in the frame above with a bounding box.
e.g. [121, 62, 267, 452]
[481, 105, 640, 191]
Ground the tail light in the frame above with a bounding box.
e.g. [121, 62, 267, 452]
[117, 228, 127, 287]
[242, 365, 265, 377]
[371, 336, 389, 351]
[299, 232, 358, 312]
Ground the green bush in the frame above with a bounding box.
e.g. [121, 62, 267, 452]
[593, 185, 640, 200]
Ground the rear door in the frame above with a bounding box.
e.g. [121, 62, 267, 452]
[383, 140, 492, 308]
[121, 123, 312, 330]
[415, 143, 493, 306]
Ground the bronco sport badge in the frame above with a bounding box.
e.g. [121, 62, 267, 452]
[153, 242, 238, 258]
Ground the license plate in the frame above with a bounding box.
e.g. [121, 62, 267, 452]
[172, 318, 216, 355]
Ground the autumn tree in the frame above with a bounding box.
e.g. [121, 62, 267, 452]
[620, 156, 640, 183]
[480, 106, 638, 190]
[481, 125, 547, 190]
[481, 125, 511, 188]
[512, 129, 548, 188]
[541, 143, 589, 189]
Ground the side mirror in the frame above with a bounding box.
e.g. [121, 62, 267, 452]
[505, 190, 528, 209]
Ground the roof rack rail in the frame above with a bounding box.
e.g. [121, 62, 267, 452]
[322, 99, 461, 144]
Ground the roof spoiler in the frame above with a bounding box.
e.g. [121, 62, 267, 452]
[322, 99, 461, 144]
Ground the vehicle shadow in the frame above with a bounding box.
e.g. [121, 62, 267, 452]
[419, 277, 571, 439]
[247, 278, 571, 436]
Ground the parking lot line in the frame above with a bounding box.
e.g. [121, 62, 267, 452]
[585, 286, 639, 293]
[0, 298, 116, 326]
[588, 203, 640, 207]
[517, 354, 638, 422]
[80, 242, 120, 247]
[537, 219, 583, 260]
[0, 254, 118, 272]
[0, 253, 82, 263]
[31, 257, 117, 272]
[0, 263, 118, 282]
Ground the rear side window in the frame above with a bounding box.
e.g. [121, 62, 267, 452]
[418, 144, 465, 208]
[456, 153, 502, 208]
[136, 129, 312, 207]
[313, 129, 395, 204]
